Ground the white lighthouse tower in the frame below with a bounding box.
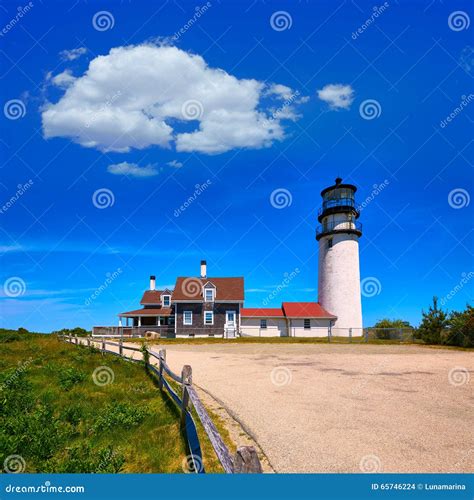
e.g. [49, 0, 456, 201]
[317, 178, 363, 336]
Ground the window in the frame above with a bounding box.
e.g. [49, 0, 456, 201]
[327, 238, 333, 249]
[162, 295, 171, 307]
[260, 319, 267, 329]
[204, 311, 214, 325]
[304, 319, 311, 329]
[204, 288, 215, 302]
[183, 311, 192, 325]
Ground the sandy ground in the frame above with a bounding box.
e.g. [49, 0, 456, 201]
[86, 339, 474, 473]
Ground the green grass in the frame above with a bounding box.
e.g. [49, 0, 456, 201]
[0, 333, 224, 473]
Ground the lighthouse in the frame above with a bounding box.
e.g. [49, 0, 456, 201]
[316, 178, 363, 335]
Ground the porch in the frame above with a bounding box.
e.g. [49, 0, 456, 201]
[92, 325, 175, 338]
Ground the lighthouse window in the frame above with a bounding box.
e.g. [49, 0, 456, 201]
[304, 319, 311, 329]
[327, 238, 333, 249]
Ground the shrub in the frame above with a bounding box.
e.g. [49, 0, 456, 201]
[45, 444, 125, 473]
[0, 332, 21, 343]
[58, 367, 86, 391]
[52, 327, 90, 337]
[372, 319, 412, 339]
[93, 402, 149, 431]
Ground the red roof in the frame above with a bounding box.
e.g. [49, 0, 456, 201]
[241, 308, 285, 318]
[172, 277, 244, 301]
[140, 290, 173, 305]
[119, 307, 172, 317]
[282, 302, 336, 318]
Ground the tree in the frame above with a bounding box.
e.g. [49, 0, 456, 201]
[445, 304, 474, 348]
[418, 297, 448, 345]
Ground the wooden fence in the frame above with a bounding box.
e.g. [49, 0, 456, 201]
[59, 334, 262, 474]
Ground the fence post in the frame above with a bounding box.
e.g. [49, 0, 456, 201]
[87, 336, 91, 348]
[365, 328, 369, 343]
[233, 446, 262, 473]
[119, 337, 123, 357]
[75, 335, 78, 345]
[349, 328, 352, 343]
[181, 365, 192, 430]
[158, 349, 166, 390]
[101, 336, 105, 353]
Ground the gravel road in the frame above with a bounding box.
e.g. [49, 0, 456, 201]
[150, 343, 473, 473]
[83, 339, 473, 473]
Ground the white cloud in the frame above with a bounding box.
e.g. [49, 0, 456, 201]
[60, 47, 87, 61]
[317, 83, 354, 110]
[107, 161, 160, 177]
[51, 69, 76, 88]
[42, 44, 305, 154]
[167, 160, 183, 168]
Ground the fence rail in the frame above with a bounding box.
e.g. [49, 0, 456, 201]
[58, 334, 262, 474]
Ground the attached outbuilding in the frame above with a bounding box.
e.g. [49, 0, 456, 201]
[240, 302, 336, 338]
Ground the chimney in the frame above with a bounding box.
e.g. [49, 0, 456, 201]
[200, 260, 207, 279]
[149, 275, 156, 291]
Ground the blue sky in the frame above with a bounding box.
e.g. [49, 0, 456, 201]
[0, 0, 473, 332]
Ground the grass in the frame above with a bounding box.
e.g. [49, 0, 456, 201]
[0, 333, 224, 473]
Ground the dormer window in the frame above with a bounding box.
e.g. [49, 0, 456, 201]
[204, 288, 215, 302]
[162, 295, 171, 307]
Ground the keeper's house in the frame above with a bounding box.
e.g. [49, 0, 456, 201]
[93, 261, 336, 339]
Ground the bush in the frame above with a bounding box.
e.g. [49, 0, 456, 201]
[45, 444, 125, 473]
[0, 331, 21, 343]
[58, 367, 86, 391]
[52, 327, 90, 337]
[372, 319, 412, 340]
[93, 402, 149, 431]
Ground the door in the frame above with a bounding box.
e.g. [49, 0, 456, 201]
[225, 311, 236, 338]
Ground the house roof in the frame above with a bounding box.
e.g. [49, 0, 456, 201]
[140, 290, 167, 305]
[241, 307, 285, 318]
[172, 277, 244, 301]
[282, 302, 336, 318]
[119, 307, 173, 317]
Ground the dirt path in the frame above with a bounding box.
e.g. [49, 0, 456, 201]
[83, 339, 474, 473]
[147, 343, 473, 473]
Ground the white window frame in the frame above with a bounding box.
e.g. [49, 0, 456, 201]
[162, 295, 171, 307]
[204, 288, 215, 302]
[204, 311, 214, 326]
[183, 310, 193, 325]
[304, 318, 311, 329]
[260, 319, 267, 329]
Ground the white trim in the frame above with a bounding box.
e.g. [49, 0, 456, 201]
[204, 288, 215, 302]
[225, 310, 236, 327]
[183, 310, 193, 325]
[204, 310, 214, 325]
[173, 300, 244, 304]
